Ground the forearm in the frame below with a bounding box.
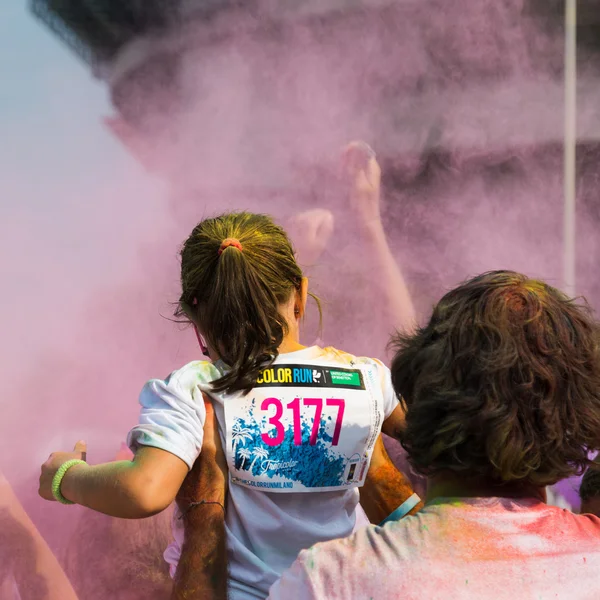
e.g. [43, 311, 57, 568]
[13, 531, 79, 600]
[1, 486, 78, 600]
[172, 508, 228, 600]
[360, 219, 416, 334]
[360, 443, 423, 523]
[61, 460, 164, 519]
[172, 396, 229, 600]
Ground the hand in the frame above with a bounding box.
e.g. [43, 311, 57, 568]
[341, 141, 382, 225]
[38, 441, 87, 502]
[287, 208, 335, 265]
[176, 398, 228, 516]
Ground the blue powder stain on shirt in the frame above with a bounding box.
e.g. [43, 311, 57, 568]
[232, 417, 345, 487]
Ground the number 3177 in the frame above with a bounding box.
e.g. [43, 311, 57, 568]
[261, 397, 345, 447]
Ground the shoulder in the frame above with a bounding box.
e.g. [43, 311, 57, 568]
[321, 347, 388, 372]
[287, 523, 412, 597]
[321, 348, 393, 395]
[557, 507, 600, 539]
[139, 361, 222, 407]
[165, 360, 222, 389]
[310, 524, 392, 566]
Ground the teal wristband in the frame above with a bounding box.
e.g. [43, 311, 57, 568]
[379, 493, 421, 526]
[51, 459, 86, 505]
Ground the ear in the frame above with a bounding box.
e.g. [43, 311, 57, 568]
[296, 277, 309, 318]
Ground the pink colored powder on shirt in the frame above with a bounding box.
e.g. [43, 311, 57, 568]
[268, 497, 600, 599]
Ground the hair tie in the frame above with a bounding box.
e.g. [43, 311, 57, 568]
[218, 238, 243, 256]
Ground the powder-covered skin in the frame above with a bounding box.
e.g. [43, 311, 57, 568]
[268, 498, 600, 600]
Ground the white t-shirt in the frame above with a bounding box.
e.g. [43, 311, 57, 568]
[127, 346, 399, 600]
[267, 497, 600, 600]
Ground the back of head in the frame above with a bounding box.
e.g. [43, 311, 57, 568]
[177, 212, 303, 395]
[391, 270, 600, 487]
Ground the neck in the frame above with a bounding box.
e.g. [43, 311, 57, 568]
[278, 331, 306, 355]
[276, 306, 306, 354]
[426, 473, 546, 504]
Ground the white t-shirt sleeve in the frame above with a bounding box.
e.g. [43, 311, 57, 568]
[375, 360, 399, 420]
[267, 549, 319, 600]
[126, 361, 220, 469]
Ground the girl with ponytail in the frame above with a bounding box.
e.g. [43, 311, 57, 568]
[38, 145, 413, 600]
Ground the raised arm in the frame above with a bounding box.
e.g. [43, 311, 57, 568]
[172, 399, 229, 600]
[343, 142, 416, 335]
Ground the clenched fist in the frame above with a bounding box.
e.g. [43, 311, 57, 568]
[288, 208, 335, 265]
[38, 441, 87, 502]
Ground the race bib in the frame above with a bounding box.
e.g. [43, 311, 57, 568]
[225, 360, 384, 492]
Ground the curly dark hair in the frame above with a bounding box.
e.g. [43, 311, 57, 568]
[390, 270, 600, 487]
[580, 462, 600, 501]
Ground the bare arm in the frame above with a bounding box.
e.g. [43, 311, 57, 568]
[39, 443, 188, 519]
[359, 434, 423, 523]
[381, 404, 406, 441]
[174, 505, 227, 600]
[360, 219, 416, 332]
[343, 142, 416, 334]
[172, 400, 229, 600]
[1, 474, 78, 600]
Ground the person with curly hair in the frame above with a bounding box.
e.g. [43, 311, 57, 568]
[178, 270, 600, 599]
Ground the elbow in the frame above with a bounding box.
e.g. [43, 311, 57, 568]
[131, 496, 170, 519]
[122, 475, 175, 519]
[132, 486, 173, 518]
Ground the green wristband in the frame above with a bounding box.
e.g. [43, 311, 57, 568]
[51, 459, 86, 505]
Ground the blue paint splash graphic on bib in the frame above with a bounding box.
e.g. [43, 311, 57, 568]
[231, 416, 346, 488]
